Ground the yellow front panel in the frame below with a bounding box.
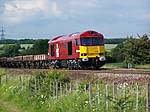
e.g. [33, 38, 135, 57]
[79, 46, 105, 58]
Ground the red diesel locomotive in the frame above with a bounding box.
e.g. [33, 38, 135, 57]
[47, 30, 105, 69]
[0, 30, 105, 69]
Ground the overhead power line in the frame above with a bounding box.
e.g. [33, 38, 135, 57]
[0, 27, 5, 40]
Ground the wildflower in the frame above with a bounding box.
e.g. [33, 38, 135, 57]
[85, 101, 88, 104]
[41, 94, 44, 98]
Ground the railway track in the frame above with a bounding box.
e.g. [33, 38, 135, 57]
[2, 68, 150, 84]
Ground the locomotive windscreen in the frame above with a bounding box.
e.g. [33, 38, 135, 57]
[80, 37, 103, 46]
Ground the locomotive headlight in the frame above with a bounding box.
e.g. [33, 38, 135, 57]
[99, 53, 104, 55]
[99, 56, 106, 61]
[82, 58, 89, 62]
[81, 53, 87, 56]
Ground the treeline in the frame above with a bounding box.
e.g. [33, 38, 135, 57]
[106, 34, 150, 66]
[105, 38, 127, 44]
[0, 38, 126, 44]
[0, 39, 49, 57]
[0, 39, 35, 44]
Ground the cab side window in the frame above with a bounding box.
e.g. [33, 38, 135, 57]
[75, 39, 79, 46]
[51, 44, 54, 56]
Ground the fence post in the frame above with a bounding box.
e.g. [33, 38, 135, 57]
[56, 81, 58, 98]
[37, 78, 40, 91]
[53, 82, 55, 97]
[19, 76, 23, 91]
[113, 82, 117, 100]
[28, 77, 31, 96]
[0, 75, 1, 86]
[5, 74, 8, 83]
[60, 82, 63, 96]
[70, 82, 72, 93]
[34, 77, 37, 92]
[66, 83, 68, 95]
[49, 81, 51, 98]
[148, 83, 150, 112]
[89, 82, 92, 108]
[76, 81, 79, 95]
[136, 83, 139, 112]
[106, 84, 109, 112]
[84, 84, 87, 93]
[97, 83, 100, 112]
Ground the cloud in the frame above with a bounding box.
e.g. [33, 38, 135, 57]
[1, 0, 62, 24]
[50, 2, 62, 16]
[0, 0, 149, 38]
[0, 0, 100, 25]
[69, 0, 98, 7]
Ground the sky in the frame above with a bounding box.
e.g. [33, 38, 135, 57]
[0, 0, 150, 39]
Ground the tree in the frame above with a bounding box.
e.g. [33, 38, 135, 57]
[123, 34, 150, 65]
[22, 39, 49, 55]
[111, 34, 150, 65]
[0, 44, 21, 57]
[111, 42, 125, 62]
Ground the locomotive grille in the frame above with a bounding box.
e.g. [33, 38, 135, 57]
[87, 46, 99, 54]
[80, 46, 105, 58]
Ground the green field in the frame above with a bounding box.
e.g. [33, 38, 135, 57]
[0, 44, 33, 49]
[0, 69, 148, 112]
[103, 63, 150, 69]
[105, 44, 117, 52]
[135, 64, 150, 69]
[102, 62, 127, 68]
[20, 44, 33, 49]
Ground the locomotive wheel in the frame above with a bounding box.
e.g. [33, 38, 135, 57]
[68, 62, 73, 70]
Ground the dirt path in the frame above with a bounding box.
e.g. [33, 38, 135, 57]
[0, 99, 23, 112]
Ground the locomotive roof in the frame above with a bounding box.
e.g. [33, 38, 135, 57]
[48, 30, 103, 43]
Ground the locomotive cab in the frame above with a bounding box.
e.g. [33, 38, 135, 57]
[79, 31, 105, 69]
